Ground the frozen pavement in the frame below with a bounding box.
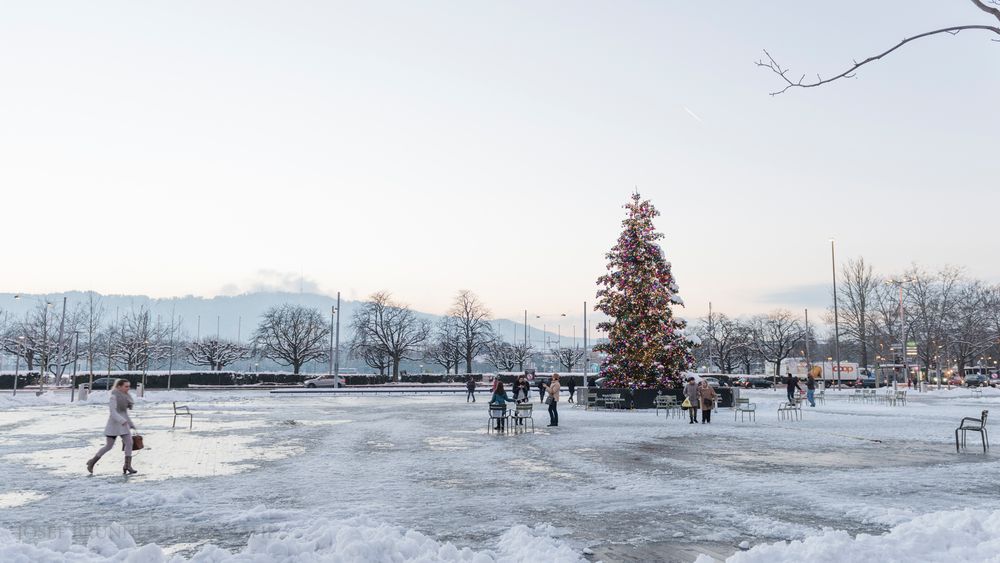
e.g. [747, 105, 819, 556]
[1, 387, 999, 562]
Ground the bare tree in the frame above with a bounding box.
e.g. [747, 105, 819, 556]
[757, 1, 1000, 95]
[753, 310, 804, 379]
[904, 265, 962, 373]
[423, 318, 463, 374]
[730, 320, 760, 375]
[349, 336, 392, 376]
[552, 346, 585, 372]
[253, 304, 329, 375]
[947, 281, 993, 373]
[510, 342, 534, 371]
[2, 299, 82, 379]
[185, 338, 249, 371]
[349, 292, 431, 379]
[449, 290, 493, 374]
[484, 338, 518, 372]
[834, 258, 881, 368]
[105, 307, 171, 371]
[696, 311, 744, 373]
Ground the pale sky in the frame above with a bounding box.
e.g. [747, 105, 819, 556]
[2, 1, 998, 329]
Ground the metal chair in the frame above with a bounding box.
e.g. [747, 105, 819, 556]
[512, 403, 534, 433]
[655, 395, 678, 417]
[778, 399, 802, 421]
[735, 398, 756, 422]
[956, 410, 989, 453]
[488, 405, 510, 434]
[172, 402, 193, 429]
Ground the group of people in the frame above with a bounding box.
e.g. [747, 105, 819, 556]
[682, 376, 718, 423]
[785, 371, 818, 407]
[487, 374, 563, 430]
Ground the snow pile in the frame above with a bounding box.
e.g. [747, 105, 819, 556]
[697, 509, 1000, 563]
[0, 517, 585, 562]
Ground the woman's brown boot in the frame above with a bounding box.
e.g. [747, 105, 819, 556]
[123, 456, 138, 475]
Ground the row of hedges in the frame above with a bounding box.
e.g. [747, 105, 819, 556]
[0, 373, 39, 389]
[72, 372, 310, 389]
[494, 374, 589, 387]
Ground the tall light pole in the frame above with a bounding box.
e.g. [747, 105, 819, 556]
[885, 278, 912, 391]
[335, 293, 342, 378]
[830, 239, 842, 390]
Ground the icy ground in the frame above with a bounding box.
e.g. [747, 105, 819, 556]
[1, 387, 999, 562]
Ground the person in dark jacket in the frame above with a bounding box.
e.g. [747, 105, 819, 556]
[466, 377, 476, 402]
[805, 373, 816, 407]
[786, 373, 802, 403]
[537, 379, 546, 403]
[567, 379, 576, 403]
[490, 381, 515, 432]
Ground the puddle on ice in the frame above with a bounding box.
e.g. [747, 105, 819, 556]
[366, 440, 394, 449]
[423, 436, 472, 451]
[0, 490, 46, 508]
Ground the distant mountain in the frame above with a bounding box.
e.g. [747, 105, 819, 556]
[0, 291, 582, 348]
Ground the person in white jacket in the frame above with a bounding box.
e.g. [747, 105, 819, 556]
[86, 379, 138, 475]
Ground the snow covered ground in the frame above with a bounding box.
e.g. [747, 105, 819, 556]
[1, 386, 999, 562]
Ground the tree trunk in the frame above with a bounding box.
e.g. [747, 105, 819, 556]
[292, 361, 302, 375]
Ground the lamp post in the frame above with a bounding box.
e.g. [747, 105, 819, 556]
[885, 278, 913, 392]
[829, 239, 842, 390]
[12, 335, 25, 396]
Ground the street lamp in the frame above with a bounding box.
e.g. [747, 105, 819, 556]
[829, 239, 842, 389]
[885, 277, 914, 391]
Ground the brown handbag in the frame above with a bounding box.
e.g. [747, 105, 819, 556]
[124, 435, 144, 451]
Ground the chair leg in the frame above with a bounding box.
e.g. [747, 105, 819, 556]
[189, 415, 193, 430]
[172, 415, 177, 429]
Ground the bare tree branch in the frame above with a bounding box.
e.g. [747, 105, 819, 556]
[757, 24, 1000, 95]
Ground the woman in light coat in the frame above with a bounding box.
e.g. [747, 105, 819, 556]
[544, 373, 561, 427]
[683, 377, 700, 424]
[86, 379, 138, 475]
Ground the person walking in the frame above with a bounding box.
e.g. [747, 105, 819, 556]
[786, 372, 802, 404]
[683, 377, 700, 423]
[566, 378, 576, 404]
[544, 373, 561, 427]
[86, 379, 139, 475]
[466, 377, 476, 403]
[537, 379, 546, 404]
[805, 373, 817, 407]
[698, 380, 717, 424]
[489, 381, 515, 432]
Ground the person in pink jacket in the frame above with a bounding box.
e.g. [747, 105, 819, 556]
[544, 374, 561, 427]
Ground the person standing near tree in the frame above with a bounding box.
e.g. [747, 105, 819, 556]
[86, 379, 139, 475]
[683, 377, 700, 424]
[567, 378, 576, 404]
[698, 380, 717, 424]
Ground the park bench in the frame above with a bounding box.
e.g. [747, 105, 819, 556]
[172, 402, 193, 429]
[487, 404, 510, 434]
[511, 403, 534, 433]
[955, 410, 989, 453]
[778, 399, 802, 421]
[734, 398, 756, 422]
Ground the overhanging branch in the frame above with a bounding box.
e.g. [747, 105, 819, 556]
[757, 24, 1000, 95]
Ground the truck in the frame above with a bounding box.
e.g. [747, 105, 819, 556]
[769, 358, 861, 385]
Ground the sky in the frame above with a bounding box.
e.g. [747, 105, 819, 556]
[2, 0, 998, 330]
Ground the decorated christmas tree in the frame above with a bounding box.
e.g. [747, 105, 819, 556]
[594, 193, 695, 388]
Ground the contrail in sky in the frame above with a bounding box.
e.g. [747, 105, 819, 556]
[682, 106, 703, 123]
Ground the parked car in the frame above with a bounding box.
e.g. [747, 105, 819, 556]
[738, 377, 773, 389]
[83, 377, 115, 390]
[702, 377, 721, 388]
[964, 374, 988, 388]
[304, 375, 344, 388]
